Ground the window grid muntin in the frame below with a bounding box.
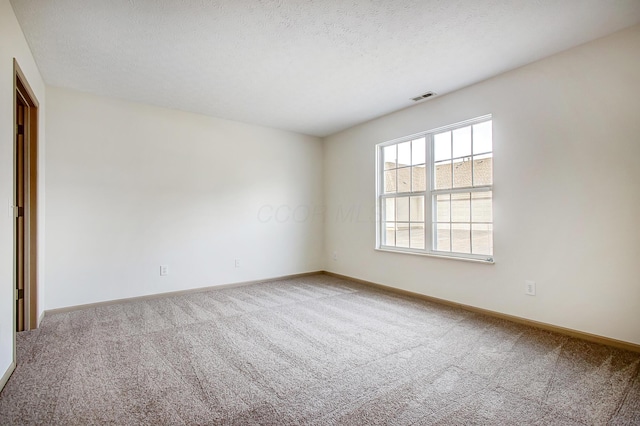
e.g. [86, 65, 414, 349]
[431, 121, 493, 192]
[431, 188, 493, 256]
[430, 118, 492, 257]
[379, 133, 428, 249]
[377, 115, 492, 261]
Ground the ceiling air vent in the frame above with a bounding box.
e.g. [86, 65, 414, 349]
[411, 91, 436, 102]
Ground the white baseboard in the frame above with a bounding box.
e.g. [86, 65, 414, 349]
[0, 361, 16, 392]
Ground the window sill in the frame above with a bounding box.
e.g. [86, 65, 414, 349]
[375, 247, 495, 264]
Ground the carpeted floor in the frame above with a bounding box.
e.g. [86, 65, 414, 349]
[0, 274, 639, 425]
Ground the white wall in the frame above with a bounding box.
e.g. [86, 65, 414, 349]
[45, 87, 323, 309]
[324, 25, 640, 345]
[0, 0, 47, 382]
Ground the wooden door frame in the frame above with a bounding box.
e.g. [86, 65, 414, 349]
[13, 59, 39, 333]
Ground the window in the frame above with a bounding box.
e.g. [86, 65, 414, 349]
[377, 116, 493, 262]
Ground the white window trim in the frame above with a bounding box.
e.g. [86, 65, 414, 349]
[375, 115, 494, 263]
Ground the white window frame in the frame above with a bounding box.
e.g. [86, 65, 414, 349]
[376, 115, 494, 263]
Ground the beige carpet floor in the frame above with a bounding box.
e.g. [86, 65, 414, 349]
[0, 274, 639, 425]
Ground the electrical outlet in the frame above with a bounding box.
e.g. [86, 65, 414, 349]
[333, 251, 338, 261]
[235, 259, 241, 268]
[160, 265, 169, 276]
[525, 280, 536, 296]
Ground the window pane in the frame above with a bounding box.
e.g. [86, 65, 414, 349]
[397, 167, 411, 193]
[384, 145, 397, 169]
[379, 117, 492, 256]
[412, 138, 426, 165]
[410, 196, 424, 222]
[410, 223, 425, 249]
[473, 121, 492, 154]
[453, 159, 472, 188]
[471, 191, 492, 223]
[451, 192, 470, 222]
[452, 223, 471, 253]
[473, 154, 492, 186]
[397, 142, 411, 167]
[396, 224, 409, 248]
[384, 222, 396, 246]
[435, 194, 450, 223]
[384, 198, 396, 222]
[412, 165, 426, 192]
[452, 126, 471, 158]
[472, 224, 493, 255]
[384, 169, 396, 194]
[435, 223, 451, 252]
[434, 160, 452, 190]
[434, 132, 451, 162]
[396, 197, 409, 222]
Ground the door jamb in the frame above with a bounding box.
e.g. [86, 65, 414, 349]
[13, 59, 39, 336]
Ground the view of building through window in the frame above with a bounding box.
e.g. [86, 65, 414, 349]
[378, 117, 493, 259]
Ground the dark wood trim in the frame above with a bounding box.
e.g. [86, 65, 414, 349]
[323, 271, 640, 353]
[13, 59, 39, 331]
[14, 59, 39, 107]
[26, 95, 38, 329]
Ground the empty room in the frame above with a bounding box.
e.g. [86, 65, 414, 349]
[1, 0, 640, 424]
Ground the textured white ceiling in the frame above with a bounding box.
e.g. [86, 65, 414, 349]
[10, 0, 640, 137]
